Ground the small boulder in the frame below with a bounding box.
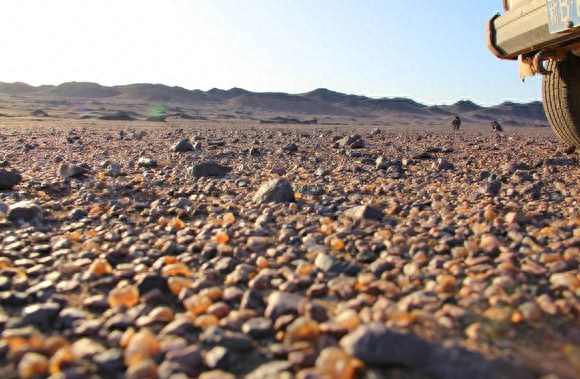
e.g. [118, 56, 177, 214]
[8, 201, 43, 225]
[336, 134, 365, 149]
[137, 157, 157, 168]
[253, 179, 295, 204]
[481, 179, 501, 196]
[0, 168, 22, 190]
[343, 205, 383, 221]
[172, 139, 194, 152]
[190, 162, 232, 177]
[58, 163, 89, 179]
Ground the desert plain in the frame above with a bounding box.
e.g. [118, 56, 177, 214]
[0, 85, 578, 379]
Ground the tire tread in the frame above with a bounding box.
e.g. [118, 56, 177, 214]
[542, 54, 580, 148]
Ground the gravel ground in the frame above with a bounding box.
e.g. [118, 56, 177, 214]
[0, 119, 578, 379]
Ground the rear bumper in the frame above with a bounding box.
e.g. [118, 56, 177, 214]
[487, 0, 580, 59]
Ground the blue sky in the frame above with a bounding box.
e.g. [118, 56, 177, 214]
[0, 0, 542, 105]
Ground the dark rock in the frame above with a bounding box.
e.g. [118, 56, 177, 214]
[69, 209, 88, 221]
[433, 158, 454, 171]
[199, 326, 254, 350]
[58, 307, 89, 328]
[0, 168, 22, 189]
[298, 184, 324, 196]
[58, 163, 89, 179]
[94, 348, 125, 373]
[103, 313, 134, 331]
[200, 325, 226, 345]
[242, 317, 274, 339]
[264, 291, 305, 321]
[7, 201, 43, 225]
[161, 318, 195, 336]
[98, 111, 134, 121]
[21, 302, 61, 325]
[172, 139, 194, 152]
[481, 179, 501, 196]
[240, 289, 266, 312]
[190, 162, 232, 177]
[248, 147, 262, 157]
[0, 291, 29, 306]
[375, 156, 393, 170]
[31, 109, 48, 117]
[166, 345, 203, 368]
[411, 150, 435, 160]
[25, 280, 56, 301]
[253, 179, 295, 204]
[282, 143, 298, 152]
[137, 157, 157, 168]
[344, 205, 383, 221]
[340, 324, 532, 379]
[356, 251, 378, 264]
[219, 332, 254, 350]
[136, 274, 169, 296]
[337, 134, 365, 149]
[425, 146, 443, 153]
[345, 149, 362, 157]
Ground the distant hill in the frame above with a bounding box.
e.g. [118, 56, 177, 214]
[0, 81, 548, 123]
[35, 82, 119, 98]
[440, 100, 483, 114]
[0, 82, 50, 94]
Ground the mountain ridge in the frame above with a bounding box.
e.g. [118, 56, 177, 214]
[0, 81, 547, 123]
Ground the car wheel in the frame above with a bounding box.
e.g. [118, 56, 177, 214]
[542, 53, 580, 149]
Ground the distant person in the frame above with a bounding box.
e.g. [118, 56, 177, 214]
[491, 120, 503, 132]
[451, 116, 461, 131]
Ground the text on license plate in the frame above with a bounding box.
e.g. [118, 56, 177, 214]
[546, 0, 580, 33]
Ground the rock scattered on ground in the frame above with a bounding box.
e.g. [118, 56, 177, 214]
[171, 139, 194, 152]
[0, 168, 22, 190]
[0, 120, 578, 379]
[253, 178, 295, 204]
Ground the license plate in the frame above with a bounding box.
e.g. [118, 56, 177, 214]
[546, 0, 580, 33]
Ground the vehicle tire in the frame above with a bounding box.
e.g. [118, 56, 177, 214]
[542, 53, 580, 149]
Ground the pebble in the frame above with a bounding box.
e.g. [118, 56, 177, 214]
[242, 317, 274, 338]
[21, 302, 61, 325]
[265, 291, 305, 321]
